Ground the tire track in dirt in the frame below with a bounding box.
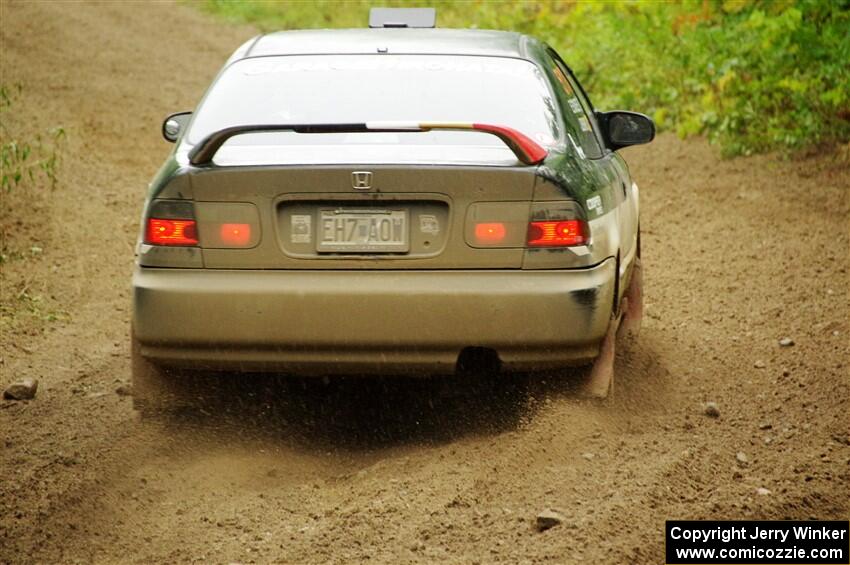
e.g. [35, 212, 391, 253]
[2, 2, 848, 564]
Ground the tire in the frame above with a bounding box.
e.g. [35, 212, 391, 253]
[131, 329, 197, 416]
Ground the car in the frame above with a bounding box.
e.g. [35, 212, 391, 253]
[131, 8, 654, 413]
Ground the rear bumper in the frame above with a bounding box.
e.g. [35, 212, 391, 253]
[132, 259, 615, 374]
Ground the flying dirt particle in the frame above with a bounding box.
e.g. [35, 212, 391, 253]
[535, 509, 565, 532]
[758, 422, 772, 430]
[3, 378, 38, 400]
[755, 487, 771, 496]
[703, 402, 721, 418]
[754, 360, 766, 369]
[115, 384, 132, 397]
[736, 452, 749, 467]
[582, 452, 596, 460]
[778, 337, 795, 347]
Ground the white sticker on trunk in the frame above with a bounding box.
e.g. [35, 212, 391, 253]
[586, 195, 603, 216]
[291, 214, 312, 243]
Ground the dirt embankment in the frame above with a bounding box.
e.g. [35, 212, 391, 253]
[1, 2, 848, 564]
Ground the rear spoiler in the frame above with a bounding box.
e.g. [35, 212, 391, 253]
[187, 122, 548, 166]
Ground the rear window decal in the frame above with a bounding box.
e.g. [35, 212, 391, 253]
[551, 65, 575, 95]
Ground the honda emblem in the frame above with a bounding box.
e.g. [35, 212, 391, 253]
[351, 171, 373, 190]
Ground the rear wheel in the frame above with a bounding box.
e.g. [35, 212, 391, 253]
[131, 329, 197, 416]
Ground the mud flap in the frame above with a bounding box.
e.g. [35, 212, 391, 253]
[582, 311, 621, 399]
[618, 256, 643, 338]
[584, 255, 643, 398]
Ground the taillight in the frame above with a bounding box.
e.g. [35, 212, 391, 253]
[474, 222, 507, 244]
[145, 218, 198, 246]
[144, 199, 198, 247]
[219, 223, 251, 246]
[527, 220, 588, 247]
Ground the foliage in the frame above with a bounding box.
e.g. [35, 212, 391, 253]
[199, 0, 850, 156]
[0, 84, 69, 329]
[557, 0, 850, 156]
[0, 84, 66, 192]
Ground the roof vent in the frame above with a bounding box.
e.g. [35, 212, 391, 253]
[369, 7, 436, 28]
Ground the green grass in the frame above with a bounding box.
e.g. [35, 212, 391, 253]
[198, 0, 850, 156]
[1, 84, 65, 192]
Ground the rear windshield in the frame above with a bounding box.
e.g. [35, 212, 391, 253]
[186, 55, 562, 165]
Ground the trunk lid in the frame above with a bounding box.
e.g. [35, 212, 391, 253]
[188, 165, 536, 269]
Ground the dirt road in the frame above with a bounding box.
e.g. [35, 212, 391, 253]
[1, 2, 848, 563]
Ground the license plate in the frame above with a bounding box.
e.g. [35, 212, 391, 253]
[317, 209, 409, 253]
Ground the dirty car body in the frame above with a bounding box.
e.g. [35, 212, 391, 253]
[132, 24, 654, 408]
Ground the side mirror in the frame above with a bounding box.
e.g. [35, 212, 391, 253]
[596, 111, 655, 151]
[161, 111, 192, 143]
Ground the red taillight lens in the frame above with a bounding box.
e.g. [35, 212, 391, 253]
[219, 223, 251, 246]
[474, 222, 507, 244]
[527, 220, 588, 247]
[145, 218, 198, 246]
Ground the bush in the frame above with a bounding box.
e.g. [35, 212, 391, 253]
[556, 0, 850, 156]
[200, 0, 850, 156]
